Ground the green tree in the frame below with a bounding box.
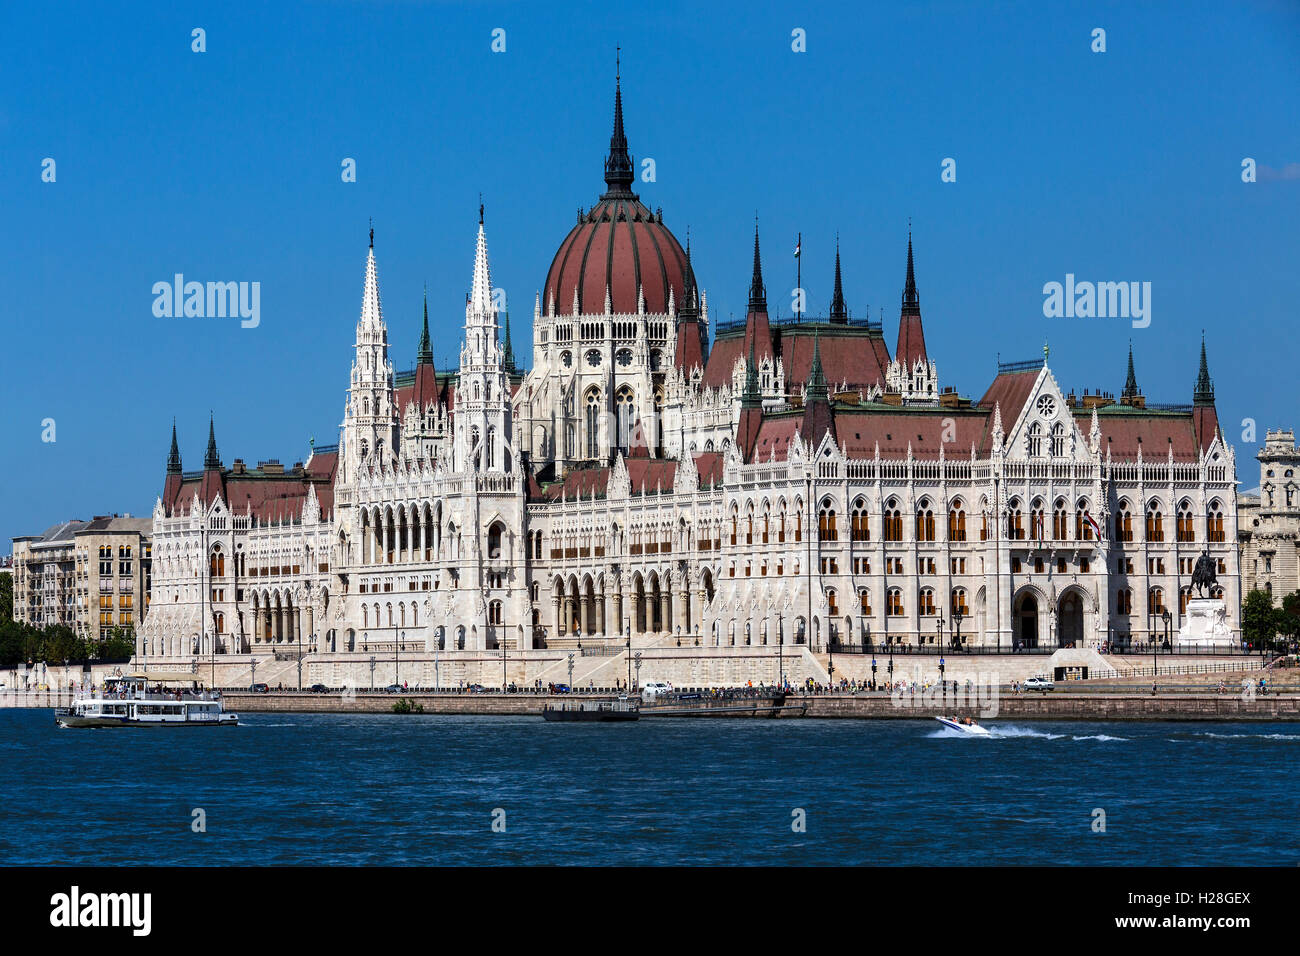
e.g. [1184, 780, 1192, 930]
[0, 572, 13, 622]
[1277, 591, 1300, 646]
[1241, 589, 1282, 650]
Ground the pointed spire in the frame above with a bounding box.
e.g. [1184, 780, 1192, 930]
[1121, 340, 1139, 402]
[902, 229, 919, 314]
[416, 286, 433, 366]
[503, 312, 516, 373]
[748, 220, 766, 310]
[1194, 332, 1215, 405]
[470, 209, 493, 314]
[829, 236, 847, 321]
[167, 419, 182, 475]
[359, 228, 384, 330]
[602, 50, 636, 200]
[806, 333, 829, 403]
[204, 413, 220, 470]
[741, 337, 762, 409]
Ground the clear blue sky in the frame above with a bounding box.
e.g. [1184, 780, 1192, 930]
[2, 0, 1297, 546]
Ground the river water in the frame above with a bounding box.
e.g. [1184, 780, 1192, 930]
[1, 710, 1295, 865]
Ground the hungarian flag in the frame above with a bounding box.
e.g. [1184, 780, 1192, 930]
[794, 239, 800, 258]
[1084, 511, 1101, 539]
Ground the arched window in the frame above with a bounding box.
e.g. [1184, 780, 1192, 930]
[585, 388, 600, 459]
[1075, 499, 1095, 541]
[919, 588, 936, 616]
[1027, 422, 1043, 456]
[1176, 501, 1194, 542]
[883, 499, 903, 542]
[488, 600, 503, 626]
[851, 500, 870, 541]
[887, 588, 904, 616]
[1146, 501, 1164, 542]
[1116, 500, 1133, 541]
[947, 500, 966, 541]
[615, 386, 636, 453]
[859, 589, 872, 615]
[1030, 500, 1045, 541]
[826, 589, 839, 615]
[1207, 500, 1225, 542]
[1007, 500, 1024, 540]
[818, 500, 838, 542]
[487, 521, 504, 560]
[1050, 422, 1066, 457]
[951, 587, 969, 616]
[1052, 499, 1068, 540]
[916, 499, 935, 541]
[1148, 587, 1165, 615]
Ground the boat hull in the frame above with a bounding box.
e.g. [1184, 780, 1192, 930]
[54, 709, 238, 729]
[541, 707, 639, 722]
[934, 716, 989, 735]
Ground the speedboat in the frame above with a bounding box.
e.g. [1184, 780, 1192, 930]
[935, 715, 990, 736]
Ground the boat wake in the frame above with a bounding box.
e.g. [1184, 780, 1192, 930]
[928, 724, 1127, 741]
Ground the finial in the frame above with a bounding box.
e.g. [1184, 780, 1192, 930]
[369, 218, 373, 248]
[1043, 340, 1050, 363]
[479, 193, 484, 225]
[616, 45, 620, 82]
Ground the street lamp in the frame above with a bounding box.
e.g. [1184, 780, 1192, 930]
[633, 651, 642, 693]
[939, 655, 946, 704]
[250, 656, 258, 687]
[369, 655, 376, 690]
[397, 629, 404, 690]
[887, 639, 895, 689]
[953, 609, 964, 650]
[566, 652, 574, 691]
[870, 655, 877, 692]
[625, 625, 632, 691]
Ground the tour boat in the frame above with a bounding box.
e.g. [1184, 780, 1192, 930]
[541, 699, 640, 722]
[54, 673, 238, 728]
[934, 715, 990, 736]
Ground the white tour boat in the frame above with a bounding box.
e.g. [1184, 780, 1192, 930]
[55, 672, 238, 728]
[934, 715, 990, 736]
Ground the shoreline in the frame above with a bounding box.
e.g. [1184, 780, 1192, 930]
[15, 689, 1289, 721]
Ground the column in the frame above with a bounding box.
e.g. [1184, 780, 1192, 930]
[552, 597, 562, 638]
[598, 590, 608, 636]
[660, 591, 670, 636]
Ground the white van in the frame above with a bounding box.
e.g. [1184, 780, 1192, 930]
[641, 681, 673, 701]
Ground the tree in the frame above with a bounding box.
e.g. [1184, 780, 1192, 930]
[1277, 591, 1300, 647]
[1241, 589, 1282, 650]
[0, 572, 13, 622]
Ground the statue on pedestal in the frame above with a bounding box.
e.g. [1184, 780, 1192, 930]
[1192, 551, 1218, 597]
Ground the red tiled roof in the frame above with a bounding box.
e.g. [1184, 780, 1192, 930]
[896, 314, 928, 367]
[779, 329, 891, 394]
[977, 369, 1039, 416]
[1081, 410, 1202, 462]
[836, 408, 993, 458]
[164, 452, 337, 521]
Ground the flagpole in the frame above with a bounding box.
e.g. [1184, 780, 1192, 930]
[796, 232, 802, 322]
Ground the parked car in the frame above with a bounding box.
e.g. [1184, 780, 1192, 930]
[1023, 676, 1055, 692]
[641, 681, 674, 701]
[249, 682, 270, 693]
[309, 683, 328, 693]
[383, 683, 404, 693]
[552, 683, 571, 694]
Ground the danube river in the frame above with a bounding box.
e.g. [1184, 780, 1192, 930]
[1, 710, 1294, 866]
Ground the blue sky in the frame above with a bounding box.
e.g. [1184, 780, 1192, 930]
[2, 0, 1298, 545]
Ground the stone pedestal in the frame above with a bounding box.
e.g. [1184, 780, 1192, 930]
[1178, 598, 1233, 648]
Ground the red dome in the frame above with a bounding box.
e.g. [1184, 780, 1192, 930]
[545, 198, 689, 316]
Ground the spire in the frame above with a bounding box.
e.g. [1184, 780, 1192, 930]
[1194, 332, 1215, 405]
[741, 337, 762, 409]
[829, 236, 847, 321]
[748, 220, 766, 310]
[470, 210, 493, 315]
[601, 52, 636, 200]
[416, 287, 433, 366]
[1122, 340, 1140, 402]
[359, 228, 384, 330]
[806, 333, 829, 403]
[204, 413, 220, 470]
[902, 229, 919, 314]
[503, 312, 516, 373]
[167, 419, 182, 475]
[801, 333, 835, 449]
